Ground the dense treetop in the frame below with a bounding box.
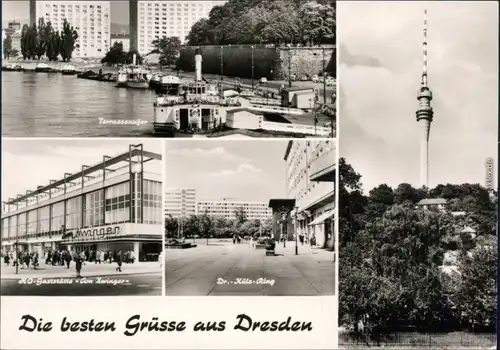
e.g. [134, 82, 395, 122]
[339, 157, 497, 337]
[187, 0, 335, 46]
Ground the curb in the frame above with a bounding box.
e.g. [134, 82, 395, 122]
[1, 270, 162, 280]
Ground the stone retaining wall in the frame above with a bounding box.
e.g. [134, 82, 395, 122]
[177, 45, 335, 80]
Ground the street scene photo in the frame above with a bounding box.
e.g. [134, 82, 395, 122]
[164, 139, 335, 296]
[1, 139, 164, 296]
[2, 0, 335, 138]
[338, 2, 497, 349]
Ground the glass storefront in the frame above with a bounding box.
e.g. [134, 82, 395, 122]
[50, 201, 64, 234]
[65, 196, 82, 229]
[144, 179, 162, 224]
[105, 182, 131, 224]
[18, 212, 27, 238]
[8, 215, 16, 240]
[37, 206, 50, 237]
[84, 189, 104, 227]
[27, 209, 37, 239]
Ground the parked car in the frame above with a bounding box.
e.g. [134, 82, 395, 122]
[290, 74, 297, 81]
[301, 75, 309, 81]
[312, 74, 320, 83]
[259, 77, 268, 83]
[326, 78, 335, 86]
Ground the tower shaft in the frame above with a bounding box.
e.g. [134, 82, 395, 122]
[416, 9, 433, 188]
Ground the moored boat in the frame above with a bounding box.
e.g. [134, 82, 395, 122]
[61, 64, 76, 75]
[124, 65, 151, 89]
[34, 63, 52, 72]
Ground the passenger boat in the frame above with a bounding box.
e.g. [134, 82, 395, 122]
[34, 63, 52, 73]
[124, 66, 151, 89]
[116, 66, 129, 87]
[61, 64, 76, 75]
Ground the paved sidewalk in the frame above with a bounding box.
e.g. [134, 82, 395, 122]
[165, 241, 334, 296]
[1, 261, 161, 279]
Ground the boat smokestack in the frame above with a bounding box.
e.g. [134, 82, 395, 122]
[195, 47, 202, 82]
[133, 53, 137, 66]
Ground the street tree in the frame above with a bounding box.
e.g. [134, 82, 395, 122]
[3, 35, 13, 60]
[101, 42, 128, 65]
[233, 207, 248, 226]
[35, 17, 46, 59]
[60, 19, 79, 62]
[150, 36, 181, 68]
[165, 215, 179, 238]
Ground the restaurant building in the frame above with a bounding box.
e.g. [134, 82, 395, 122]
[1, 144, 163, 261]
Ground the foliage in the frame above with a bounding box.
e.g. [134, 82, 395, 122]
[186, 0, 335, 46]
[452, 239, 497, 332]
[3, 35, 13, 59]
[150, 36, 181, 67]
[101, 43, 143, 66]
[165, 214, 272, 240]
[19, 18, 79, 61]
[339, 158, 498, 335]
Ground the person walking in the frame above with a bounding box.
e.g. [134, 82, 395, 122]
[115, 250, 123, 272]
[64, 250, 72, 269]
[158, 250, 163, 268]
[74, 252, 83, 278]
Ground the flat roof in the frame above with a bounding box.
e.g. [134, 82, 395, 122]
[5, 146, 161, 206]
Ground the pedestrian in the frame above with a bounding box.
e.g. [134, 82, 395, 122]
[33, 252, 39, 270]
[74, 252, 83, 278]
[299, 233, 304, 245]
[129, 250, 135, 264]
[4, 253, 10, 266]
[64, 250, 72, 269]
[249, 236, 254, 249]
[81, 251, 86, 265]
[158, 251, 163, 268]
[115, 250, 122, 272]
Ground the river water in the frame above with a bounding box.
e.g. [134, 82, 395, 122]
[2, 71, 157, 137]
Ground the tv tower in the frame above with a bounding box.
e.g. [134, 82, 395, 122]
[416, 9, 434, 188]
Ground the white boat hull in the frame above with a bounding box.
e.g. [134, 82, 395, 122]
[125, 81, 149, 89]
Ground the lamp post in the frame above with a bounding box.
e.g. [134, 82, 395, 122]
[15, 240, 19, 275]
[251, 45, 255, 90]
[220, 46, 224, 98]
[281, 214, 286, 248]
[287, 44, 292, 88]
[322, 47, 327, 105]
[294, 206, 298, 255]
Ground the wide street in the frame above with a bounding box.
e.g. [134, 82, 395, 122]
[0, 261, 162, 296]
[165, 240, 334, 296]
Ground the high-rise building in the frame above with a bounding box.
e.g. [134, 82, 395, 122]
[284, 140, 335, 248]
[165, 188, 196, 218]
[34, 1, 111, 58]
[416, 9, 434, 187]
[130, 0, 228, 54]
[196, 199, 272, 221]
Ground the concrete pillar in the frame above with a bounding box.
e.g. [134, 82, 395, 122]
[133, 242, 140, 262]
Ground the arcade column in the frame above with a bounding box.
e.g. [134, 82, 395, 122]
[133, 242, 140, 262]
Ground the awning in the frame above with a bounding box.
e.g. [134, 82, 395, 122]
[308, 211, 334, 226]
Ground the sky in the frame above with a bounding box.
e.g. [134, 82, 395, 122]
[338, 1, 498, 193]
[1, 139, 162, 202]
[165, 140, 288, 202]
[1, 0, 129, 26]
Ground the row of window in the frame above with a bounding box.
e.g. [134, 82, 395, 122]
[1, 180, 162, 239]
